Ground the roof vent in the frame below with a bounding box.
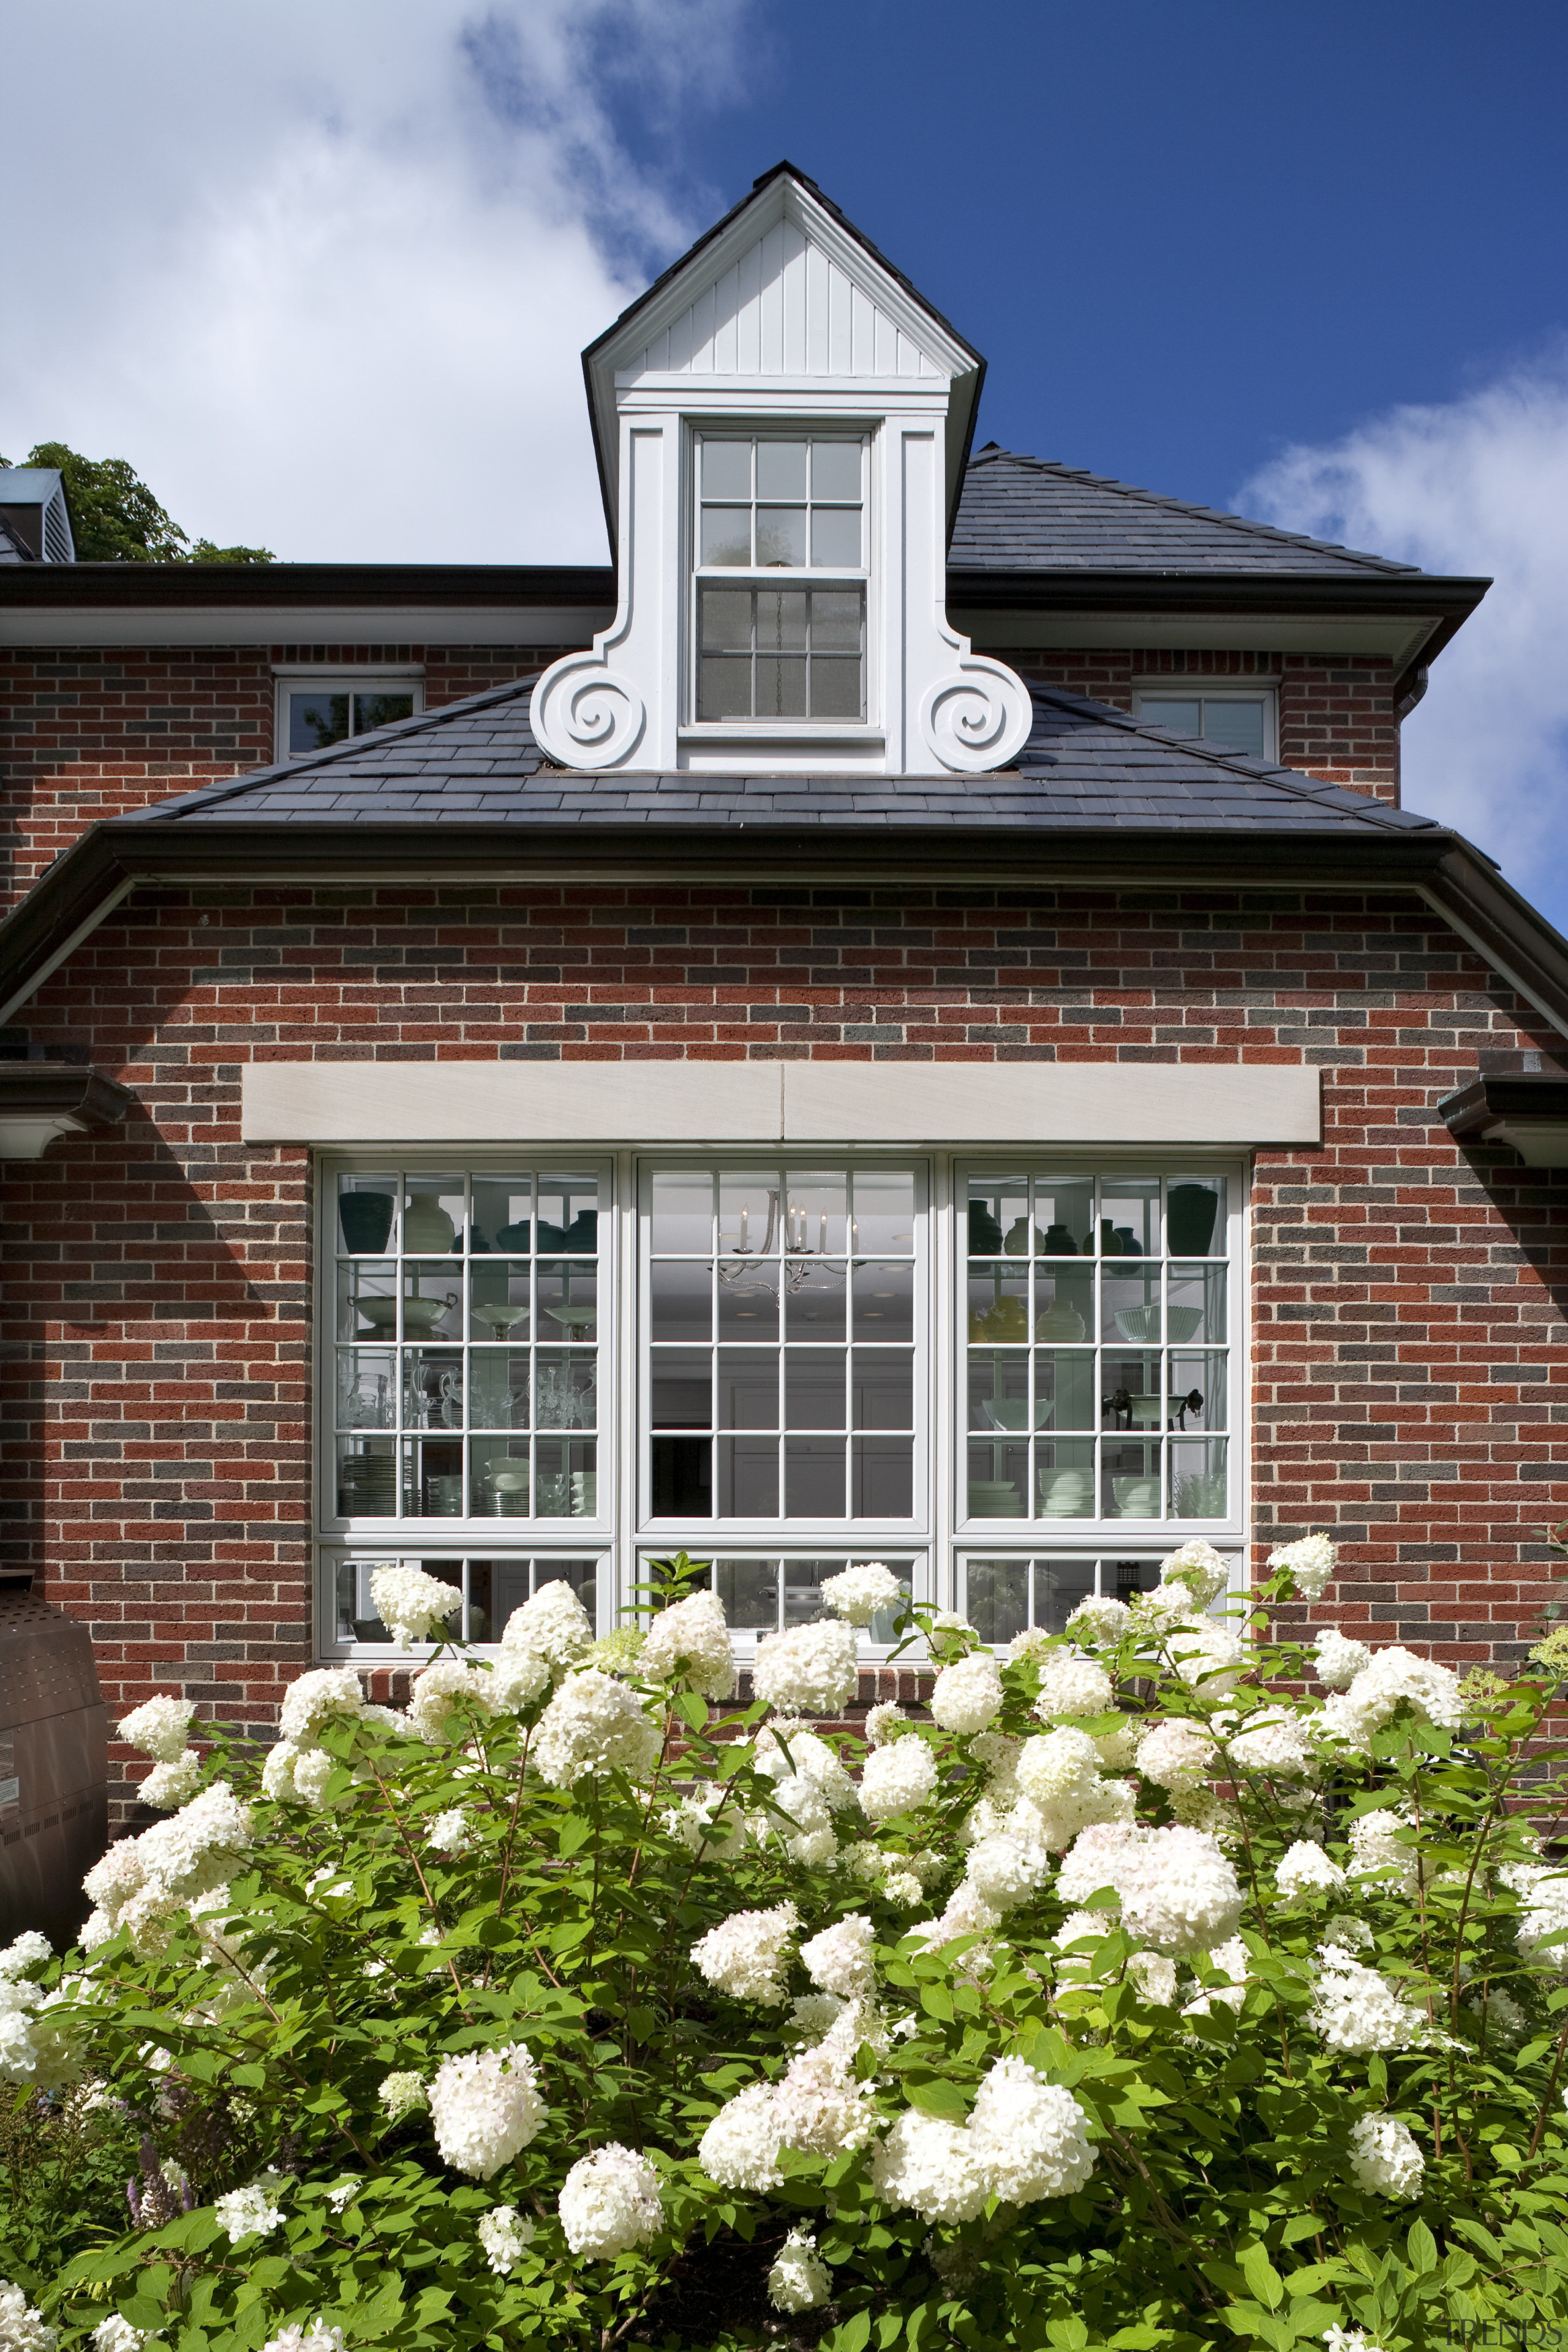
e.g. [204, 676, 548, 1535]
[0, 470, 75, 564]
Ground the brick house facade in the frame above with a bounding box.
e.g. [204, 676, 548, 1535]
[2, 164, 1565, 1821]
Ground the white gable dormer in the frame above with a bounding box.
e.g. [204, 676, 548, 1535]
[530, 164, 1031, 778]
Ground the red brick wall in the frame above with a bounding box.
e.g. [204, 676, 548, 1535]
[0, 642, 568, 905]
[979, 647, 1403, 806]
[5, 876, 1566, 1806]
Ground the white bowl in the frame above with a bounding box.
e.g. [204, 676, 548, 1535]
[1112, 1305, 1160, 1344]
[356, 1294, 455, 1335]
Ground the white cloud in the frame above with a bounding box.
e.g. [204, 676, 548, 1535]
[0, 0, 746, 561]
[1243, 360, 1568, 926]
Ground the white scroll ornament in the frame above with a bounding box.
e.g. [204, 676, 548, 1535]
[529, 655, 646, 771]
[919, 656, 1033, 775]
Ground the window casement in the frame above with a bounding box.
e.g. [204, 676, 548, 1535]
[275, 671, 424, 761]
[690, 434, 869, 728]
[1132, 687, 1275, 763]
[317, 1153, 1244, 1660]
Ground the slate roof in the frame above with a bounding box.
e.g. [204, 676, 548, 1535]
[949, 444, 1420, 577]
[128, 671, 1437, 838]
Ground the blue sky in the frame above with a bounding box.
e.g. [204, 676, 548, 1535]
[3, 0, 1568, 926]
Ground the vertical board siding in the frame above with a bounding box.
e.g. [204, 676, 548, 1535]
[633, 227, 941, 379]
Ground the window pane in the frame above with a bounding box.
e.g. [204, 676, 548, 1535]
[786, 1352, 845, 1430]
[1034, 1178, 1095, 1255]
[1102, 1178, 1160, 1257]
[1200, 700, 1265, 756]
[715, 1555, 775, 1630]
[810, 590, 862, 651]
[968, 1442, 1027, 1518]
[1036, 1350, 1096, 1430]
[650, 1261, 711, 1343]
[852, 1436, 911, 1517]
[756, 441, 808, 497]
[1033, 1556, 1095, 1631]
[1168, 1264, 1227, 1345]
[718, 1351, 778, 1429]
[290, 692, 350, 753]
[718, 1268, 778, 1341]
[699, 588, 752, 652]
[352, 692, 414, 733]
[702, 440, 752, 497]
[470, 1348, 529, 1430]
[851, 1169, 916, 1255]
[756, 590, 809, 650]
[811, 440, 862, 499]
[1036, 1442, 1095, 1518]
[1167, 1178, 1225, 1257]
[786, 1266, 846, 1341]
[756, 507, 807, 566]
[810, 507, 861, 567]
[810, 658, 862, 720]
[652, 1350, 712, 1428]
[968, 1177, 1026, 1256]
[853, 1349, 912, 1430]
[1138, 697, 1199, 736]
[785, 1438, 843, 1517]
[698, 657, 752, 720]
[701, 507, 752, 565]
[755, 655, 807, 717]
[967, 1556, 1028, 1647]
[783, 1172, 848, 1254]
[1172, 1439, 1228, 1520]
[650, 1169, 712, 1254]
[720, 1436, 780, 1515]
[853, 1262, 913, 1341]
[652, 1436, 710, 1515]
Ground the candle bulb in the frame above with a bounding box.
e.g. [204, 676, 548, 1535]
[818, 1211, 827, 1256]
[739, 1206, 749, 1252]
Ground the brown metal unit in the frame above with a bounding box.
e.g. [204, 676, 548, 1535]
[0, 1578, 108, 1948]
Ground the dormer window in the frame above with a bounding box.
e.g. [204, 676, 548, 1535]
[693, 434, 867, 725]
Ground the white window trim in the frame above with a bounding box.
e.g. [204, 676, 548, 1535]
[683, 423, 879, 743]
[274, 668, 425, 763]
[314, 1146, 1249, 1664]
[1131, 682, 1278, 764]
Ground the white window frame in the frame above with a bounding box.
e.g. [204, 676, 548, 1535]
[274, 668, 425, 763]
[685, 426, 876, 743]
[1132, 682, 1277, 764]
[314, 1147, 1248, 1663]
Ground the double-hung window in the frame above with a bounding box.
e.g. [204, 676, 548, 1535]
[318, 1155, 1243, 1658]
[1133, 688, 1274, 762]
[692, 435, 868, 725]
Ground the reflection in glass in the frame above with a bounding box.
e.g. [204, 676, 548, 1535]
[650, 1169, 713, 1254]
[967, 1556, 1028, 1647]
[1172, 1438, 1228, 1521]
[1167, 1264, 1227, 1345]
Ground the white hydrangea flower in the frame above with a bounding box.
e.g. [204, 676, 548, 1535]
[1074, 1824, 1243, 1955]
[500, 1578, 594, 1679]
[1017, 1726, 1102, 1806]
[407, 1660, 497, 1743]
[1319, 1648, 1462, 1751]
[1348, 1809, 1420, 1896]
[690, 1902, 798, 2005]
[1033, 1651, 1114, 1721]
[820, 1562, 903, 1627]
[699, 2080, 784, 2189]
[477, 2204, 535, 2275]
[533, 1670, 661, 1790]
[0, 2287, 56, 2352]
[1136, 1717, 1216, 1790]
[558, 2144, 663, 2259]
[639, 1589, 737, 1700]
[663, 1792, 742, 1857]
[138, 1753, 203, 1811]
[756, 1724, 857, 1809]
[970, 1731, 1023, 1793]
[930, 1652, 1004, 1734]
[429, 2043, 547, 2179]
[1163, 1615, 1246, 1697]
[1006, 1626, 1057, 1668]
[870, 2110, 990, 2223]
[1508, 1865, 1568, 1973]
[1224, 1708, 1313, 1779]
[1055, 1820, 1142, 1906]
[277, 1667, 366, 1746]
[268, 1748, 337, 1809]
[325, 2177, 359, 2213]
[214, 2179, 286, 2243]
[117, 1694, 197, 1763]
[1310, 1952, 1425, 2054]
[1348, 2113, 1423, 2199]
[772, 2023, 880, 2155]
[967, 1823, 1052, 1917]
[1314, 1628, 1372, 1691]
[1183, 1934, 1251, 2018]
[800, 1913, 876, 2000]
[369, 1562, 462, 1646]
[260, 2324, 345, 2352]
[378, 2070, 426, 2125]
[1064, 1596, 1132, 1649]
[927, 1610, 978, 1660]
[1322, 1915, 1374, 1957]
[1277, 1842, 1348, 1899]
[428, 1809, 472, 1857]
[768, 2228, 831, 2313]
[488, 1647, 553, 1713]
[1128, 1950, 1180, 2006]
[82, 1783, 252, 1939]
[864, 1700, 907, 1746]
[908, 1880, 1002, 1973]
[882, 1870, 924, 1908]
[0, 1936, 50, 1981]
[1323, 2332, 1384, 2352]
[858, 1737, 938, 1822]
[89, 2319, 145, 2352]
[969, 2056, 1096, 2200]
[1268, 1532, 1338, 1600]
[753, 1619, 860, 1715]
[1160, 1540, 1231, 1608]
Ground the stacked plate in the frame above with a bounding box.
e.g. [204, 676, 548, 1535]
[1112, 1476, 1161, 1517]
[967, 1479, 1021, 1518]
[339, 1451, 398, 1514]
[1038, 1468, 1092, 1516]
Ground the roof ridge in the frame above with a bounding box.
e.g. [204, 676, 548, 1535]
[965, 446, 1419, 577]
[126, 670, 545, 823]
[1018, 684, 1433, 832]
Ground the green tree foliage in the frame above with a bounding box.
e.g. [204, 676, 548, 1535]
[0, 442, 273, 563]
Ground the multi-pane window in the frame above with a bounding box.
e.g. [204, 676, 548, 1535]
[693, 435, 867, 725]
[330, 1555, 600, 1646]
[319, 1155, 1240, 1656]
[283, 679, 422, 758]
[965, 1173, 1230, 1525]
[333, 1169, 603, 1524]
[644, 1167, 919, 1522]
[1133, 692, 1271, 761]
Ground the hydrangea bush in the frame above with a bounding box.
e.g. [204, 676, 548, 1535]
[6, 1542, 1568, 2352]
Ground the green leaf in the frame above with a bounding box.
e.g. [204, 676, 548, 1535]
[1242, 2244, 1285, 2313]
[828, 2312, 872, 2352]
[905, 2078, 969, 2124]
[1408, 2218, 1438, 2276]
[557, 1815, 590, 1858]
